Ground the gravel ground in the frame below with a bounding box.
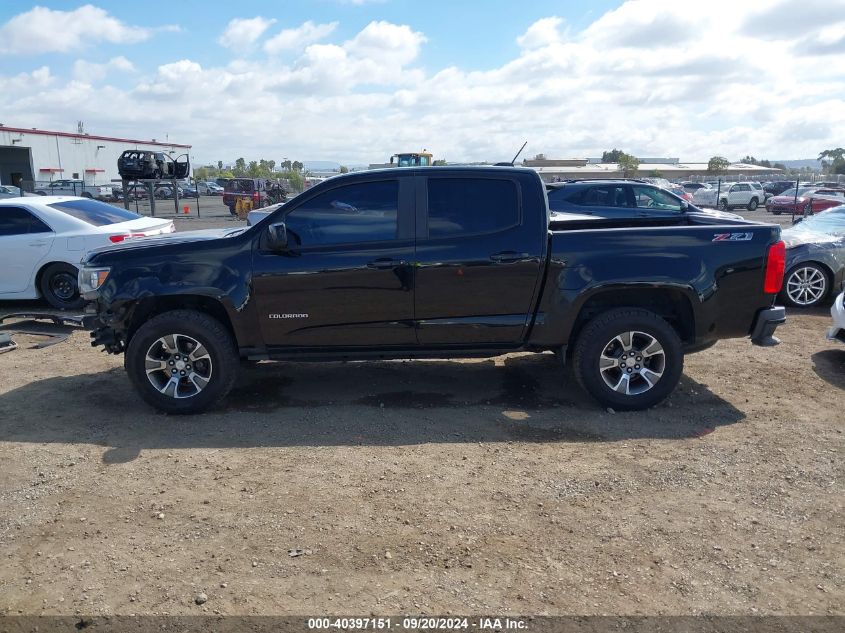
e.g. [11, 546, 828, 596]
[0, 203, 842, 618]
[0, 307, 842, 617]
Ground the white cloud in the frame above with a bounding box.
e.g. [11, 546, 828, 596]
[0, 5, 154, 54]
[1, 3, 844, 165]
[218, 16, 277, 50]
[73, 56, 135, 83]
[516, 17, 564, 49]
[264, 21, 338, 54]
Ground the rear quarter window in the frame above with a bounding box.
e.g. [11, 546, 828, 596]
[48, 199, 142, 226]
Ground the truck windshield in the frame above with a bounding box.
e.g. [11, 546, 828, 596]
[48, 199, 142, 226]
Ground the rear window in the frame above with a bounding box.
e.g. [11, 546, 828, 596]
[225, 180, 255, 193]
[427, 178, 519, 237]
[48, 199, 142, 226]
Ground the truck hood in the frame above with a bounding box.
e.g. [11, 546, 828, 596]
[84, 227, 246, 260]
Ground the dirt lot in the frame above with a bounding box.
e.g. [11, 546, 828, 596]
[0, 208, 842, 619]
[0, 300, 843, 617]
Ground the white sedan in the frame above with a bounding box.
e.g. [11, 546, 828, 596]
[0, 196, 174, 309]
[828, 291, 845, 344]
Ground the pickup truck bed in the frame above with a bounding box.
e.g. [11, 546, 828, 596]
[81, 167, 786, 414]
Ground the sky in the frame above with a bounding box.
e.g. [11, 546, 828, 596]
[1, 0, 844, 166]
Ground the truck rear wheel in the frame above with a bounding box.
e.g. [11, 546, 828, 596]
[572, 308, 683, 411]
[125, 310, 239, 414]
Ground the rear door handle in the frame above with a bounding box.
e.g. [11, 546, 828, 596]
[367, 258, 406, 269]
[490, 251, 530, 263]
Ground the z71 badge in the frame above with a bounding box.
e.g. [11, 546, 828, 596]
[712, 232, 754, 242]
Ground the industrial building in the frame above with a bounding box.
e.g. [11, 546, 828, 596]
[522, 156, 781, 182]
[0, 125, 191, 192]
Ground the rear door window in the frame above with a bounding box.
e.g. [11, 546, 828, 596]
[0, 206, 52, 235]
[427, 178, 519, 237]
[48, 199, 142, 226]
[632, 186, 683, 211]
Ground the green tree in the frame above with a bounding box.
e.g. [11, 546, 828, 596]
[707, 156, 730, 175]
[818, 148, 845, 174]
[292, 160, 304, 172]
[217, 160, 223, 170]
[284, 170, 304, 192]
[617, 152, 639, 177]
[649, 169, 663, 178]
[280, 159, 292, 171]
[773, 162, 787, 171]
[602, 149, 625, 163]
[233, 158, 247, 177]
[339, 165, 349, 174]
[433, 159, 447, 166]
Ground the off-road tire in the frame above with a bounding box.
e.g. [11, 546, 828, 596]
[747, 197, 758, 211]
[125, 310, 239, 414]
[572, 308, 684, 411]
[39, 262, 84, 309]
[719, 198, 730, 211]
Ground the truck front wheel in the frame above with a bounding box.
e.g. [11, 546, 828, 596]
[572, 308, 683, 411]
[125, 310, 239, 414]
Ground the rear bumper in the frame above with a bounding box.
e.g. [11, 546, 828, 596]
[750, 306, 786, 346]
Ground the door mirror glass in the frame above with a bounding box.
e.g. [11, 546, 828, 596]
[267, 222, 288, 250]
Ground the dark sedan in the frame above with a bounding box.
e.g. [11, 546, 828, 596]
[780, 206, 845, 307]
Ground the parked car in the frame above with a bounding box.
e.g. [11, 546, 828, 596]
[764, 181, 797, 197]
[681, 182, 710, 193]
[0, 197, 174, 309]
[195, 181, 223, 195]
[827, 290, 845, 344]
[546, 180, 742, 220]
[117, 151, 189, 180]
[0, 185, 20, 199]
[124, 184, 150, 200]
[692, 182, 764, 211]
[178, 184, 200, 199]
[222, 178, 268, 216]
[779, 206, 845, 307]
[34, 179, 112, 200]
[81, 167, 786, 414]
[765, 187, 845, 216]
[667, 184, 693, 202]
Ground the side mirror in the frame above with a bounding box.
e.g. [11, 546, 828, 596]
[267, 222, 288, 250]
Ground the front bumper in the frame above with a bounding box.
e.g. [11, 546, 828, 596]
[750, 306, 786, 347]
[827, 292, 845, 344]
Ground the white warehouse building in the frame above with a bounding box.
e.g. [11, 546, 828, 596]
[0, 125, 191, 192]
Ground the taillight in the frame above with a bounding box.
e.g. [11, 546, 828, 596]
[763, 240, 785, 294]
[109, 233, 146, 243]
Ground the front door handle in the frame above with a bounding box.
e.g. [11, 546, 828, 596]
[367, 258, 406, 269]
[490, 251, 530, 263]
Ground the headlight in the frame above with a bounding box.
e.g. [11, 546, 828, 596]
[78, 267, 110, 293]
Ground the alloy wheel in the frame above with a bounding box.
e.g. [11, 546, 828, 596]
[599, 331, 666, 396]
[144, 333, 213, 399]
[786, 267, 826, 306]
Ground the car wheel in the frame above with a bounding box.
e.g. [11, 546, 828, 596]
[572, 308, 683, 411]
[781, 263, 829, 308]
[125, 310, 239, 414]
[719, 199, 730, 211]
[39, 263, 84, 310]
[747, 198, 758, 211]
[81, 191, 93, 199]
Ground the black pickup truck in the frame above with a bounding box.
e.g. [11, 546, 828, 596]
[80, 167, 786, 414]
